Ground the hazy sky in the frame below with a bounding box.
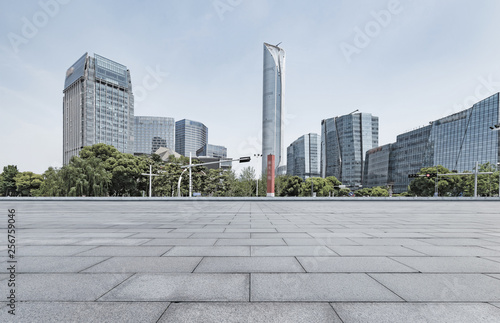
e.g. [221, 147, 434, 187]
[2, 0, 500, 175]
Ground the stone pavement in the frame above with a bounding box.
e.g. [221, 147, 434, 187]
[0, 199, 500, 322]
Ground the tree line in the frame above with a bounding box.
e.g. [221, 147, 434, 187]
[1, 144, 498, 197]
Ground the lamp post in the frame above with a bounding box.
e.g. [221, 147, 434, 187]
[141, 164, 160, 197]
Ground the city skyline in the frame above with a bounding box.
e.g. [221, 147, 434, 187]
[3, 1, 500, 175]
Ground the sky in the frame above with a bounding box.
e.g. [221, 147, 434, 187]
[2, 0, 500, 176]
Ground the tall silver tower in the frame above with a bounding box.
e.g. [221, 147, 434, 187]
[262, 42, 285, 174]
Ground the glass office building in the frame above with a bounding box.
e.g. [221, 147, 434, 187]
[287, 133, 320, 180]
[134, 116, 175, 155]
[321, 113, 379, 188]
[363, 143, 393, 188]
[364, 93, 500, 193]
[63, 53, 134, 164]
[175, 119, 208, 157]
[197, 144, 227, 158]
[262, 42, 286, 174]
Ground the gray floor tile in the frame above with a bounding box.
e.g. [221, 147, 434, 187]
[298, 256, 416, 273]
[370, 273, 500, 301]
[368, 232, 435, 238]
[17, 245, 96, 256]
[251, 273, 402, 301]
[83, 256, 202, 273]
[164, 246, 250, 256]
[216, 238, 286, 246]
[309, 232, 372, 238]
[224, 229, 277, 233]
[143, 239, 217, 246]
[405, 246, 500, 257]
[251, 246, 337, 257]
[74, 238, 152, 246]
[332, 302, 500, 323]
[15, 273, 131, 301]
[159, 302, 342, 323]
[484, 257, 500, 263]
[329, 245, 425, 256]
[76, 246, 172, 256]
[392, 256, 500, 273]
[195, 257, 304, 273]
[128, 232, 193, 238]
[99, 273, 249, 301]
[14, 256, 109, 273]
[0, 302, 169, 323]
[417, 238, 499, 246]
[189, 233, 251, 239]
[285, 238, 357, 245]
[18, 239, 84, 246]
[350, 238, 433, 246]
[251, 233, 312, 238]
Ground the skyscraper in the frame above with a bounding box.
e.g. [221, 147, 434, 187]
[63, 53, 134, 164]
[134, 116, 175, 155]
[287, 133, 320, 180]
[262, 42, 285, 174]
[321, 112, 379, 188]
[175, 119, 208, 157]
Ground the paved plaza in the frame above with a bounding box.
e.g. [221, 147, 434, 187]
[1, 199, 500, 322]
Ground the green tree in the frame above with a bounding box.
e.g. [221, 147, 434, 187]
[275, 175, 303, 197]
[238, 166, 256, 197]
[33, 167, 64, 197]
[301, 177, 343, 197]
[59, 156, 112, 196]
[0, 165, 19, 196]
[14, 171, 43, 196]
[408, 165, 460, 197]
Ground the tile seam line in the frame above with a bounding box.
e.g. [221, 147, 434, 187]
[328, 303, 346, 323]
[77, 256, 113, 273]
[366, 273, 407, 302]
[155, 302, 173, 323]
[93, 273, 137, 301]
[387, 256, 422, 272]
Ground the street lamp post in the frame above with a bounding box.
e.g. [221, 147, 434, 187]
[141, 164, 160, 197]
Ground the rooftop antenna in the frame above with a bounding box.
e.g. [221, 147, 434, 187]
[276, 42, 282, 47]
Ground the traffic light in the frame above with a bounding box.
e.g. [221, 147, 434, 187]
[425, 173, 437, 178]
[408, 174, 419, 178]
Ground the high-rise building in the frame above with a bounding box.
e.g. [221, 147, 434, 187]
[287, 133, 320, 180]
[134, 116, 175, 155]
[363, 143, 393, 189]
[262, 42, 285, 174]
[175, 119, 208, 157]
[363, 93, 500, 193]
[196, 144, 227, 158]
[321, 113, 379, 188]
[63, 53, 134, 164]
